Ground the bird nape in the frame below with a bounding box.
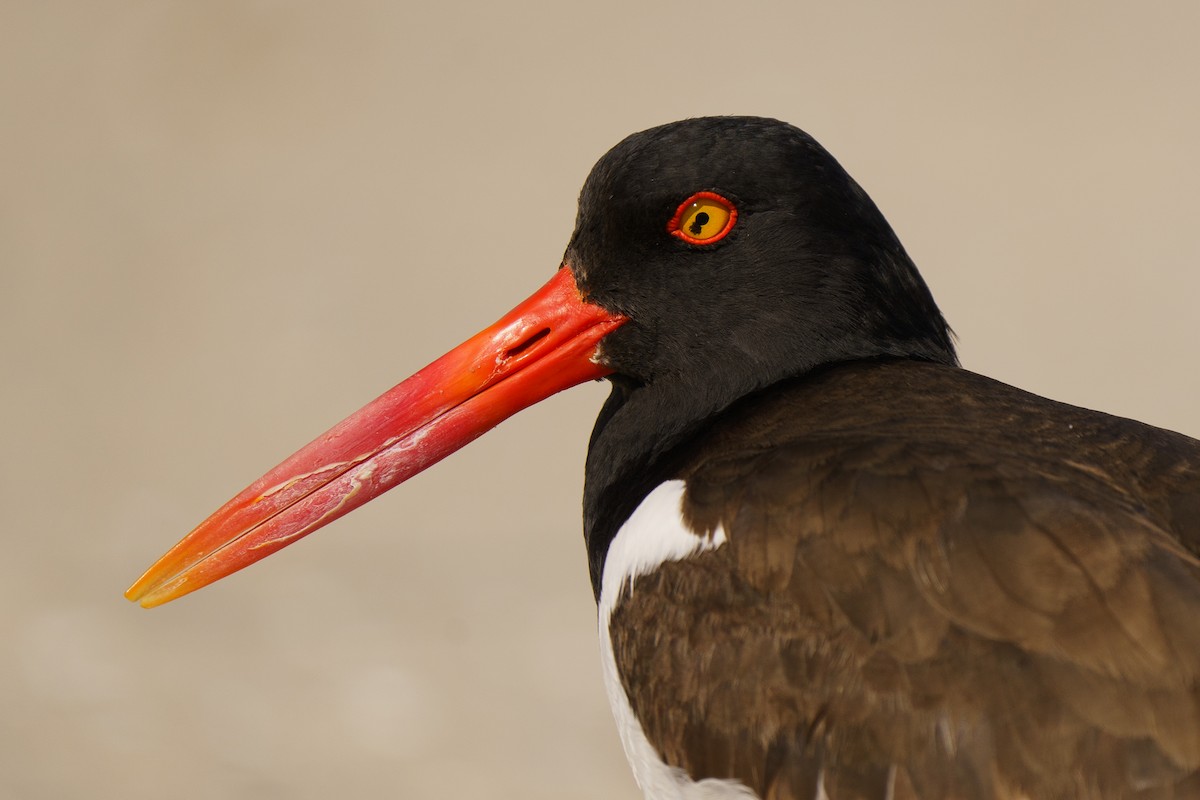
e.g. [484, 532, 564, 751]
[127, 117, 1200, 800]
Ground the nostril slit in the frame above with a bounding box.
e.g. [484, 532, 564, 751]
[504, 328, 550, 359]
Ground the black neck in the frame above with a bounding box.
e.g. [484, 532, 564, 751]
[583, 377, 729, 597]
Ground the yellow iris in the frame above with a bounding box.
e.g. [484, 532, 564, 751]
[670, 192, 737, 244]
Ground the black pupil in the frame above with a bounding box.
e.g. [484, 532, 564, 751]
[688, 211, 710, 236]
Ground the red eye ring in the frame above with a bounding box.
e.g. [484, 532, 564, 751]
[667, 191, 738, 245]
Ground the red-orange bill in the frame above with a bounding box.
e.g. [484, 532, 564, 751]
[125, 267, 626, 608]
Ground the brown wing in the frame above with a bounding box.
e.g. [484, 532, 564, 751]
[608, 362, 1200, 800]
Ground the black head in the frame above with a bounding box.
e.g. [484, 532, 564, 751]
[568, 116, 957, 594]
[567, 116, 955, 391]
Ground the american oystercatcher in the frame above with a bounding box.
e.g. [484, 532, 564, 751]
[127, 117, 1200, 799]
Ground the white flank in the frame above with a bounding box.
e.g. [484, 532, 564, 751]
[598, 480, 759, 800]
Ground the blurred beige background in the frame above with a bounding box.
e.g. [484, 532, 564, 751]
[2, 2, 1198, 798]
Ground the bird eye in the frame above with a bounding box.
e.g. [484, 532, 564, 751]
[667, 191, 737, 245]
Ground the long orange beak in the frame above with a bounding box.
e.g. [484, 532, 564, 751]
[125, 267, 625, 608]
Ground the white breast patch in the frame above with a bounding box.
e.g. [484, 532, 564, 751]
[597, 480, 758, 800]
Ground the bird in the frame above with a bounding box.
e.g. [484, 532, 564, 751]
[127, 116, 1200, 799]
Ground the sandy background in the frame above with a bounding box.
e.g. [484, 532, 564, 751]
[3, 2, 1199, 798]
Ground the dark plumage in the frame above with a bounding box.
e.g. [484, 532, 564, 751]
[611, 361, 1200, 799]
[568, 117, 1200, 798]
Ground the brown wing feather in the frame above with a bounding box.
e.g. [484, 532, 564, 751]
[608, 361, 1200, 800]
